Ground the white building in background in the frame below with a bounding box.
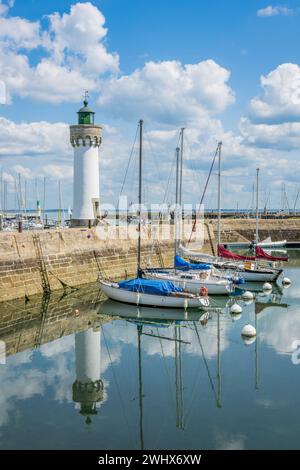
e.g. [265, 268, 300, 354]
[70, 96, 102, 227]
[72, 327, 104, 425]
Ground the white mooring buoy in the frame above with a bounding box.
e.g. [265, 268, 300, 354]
[242, 291, 254, 301]
[263, 282, 272, 291]
[241, 324, 257, 338]
[230, 303, 242, 314]
[230, 312, 242, 322]
[282, 277, 291, 286]
[242, 336, 257, 346]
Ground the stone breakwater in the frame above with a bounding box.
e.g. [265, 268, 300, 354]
[0, 218, 299, 303]
[0, 223, 214, 302]
[211, 218, 300, 244]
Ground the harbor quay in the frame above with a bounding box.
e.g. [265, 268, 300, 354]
[0, 217, 299, 303]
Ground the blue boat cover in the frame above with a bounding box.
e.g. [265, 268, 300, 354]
[118, 278, 183, 296]
[174, 255, 211, 271]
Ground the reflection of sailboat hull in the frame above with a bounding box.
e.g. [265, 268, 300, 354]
[238, 281, 273, 292]
[99, 280, 210, 309]
[100, 299, 208, 321]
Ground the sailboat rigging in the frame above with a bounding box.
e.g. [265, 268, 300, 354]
[99, 121, 210, 308]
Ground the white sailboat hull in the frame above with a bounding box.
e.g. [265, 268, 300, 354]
[145, 271, 233, 295]
[236, 269, 281, 282]
[99, 280, 210, 309]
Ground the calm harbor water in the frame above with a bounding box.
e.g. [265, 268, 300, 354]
[1, 252, 300, 450]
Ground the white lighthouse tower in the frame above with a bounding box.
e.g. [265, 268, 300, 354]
[70, 94, 102, 227]
[72, 327, 104, 425]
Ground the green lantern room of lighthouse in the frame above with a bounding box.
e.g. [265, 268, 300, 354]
[77, 93, 95, 125]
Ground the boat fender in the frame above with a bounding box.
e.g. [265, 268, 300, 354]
[199, 287, 209, 297]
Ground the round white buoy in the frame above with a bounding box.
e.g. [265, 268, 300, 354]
[243, 299, 254, 306]
[242, 291, 254, 301]
[263, 282, 272, 291]
[241, 324, 257, 338]
[282, 277, 291, 286]
[230, 303, 242, 314]
[242, 336, 256, 346]
[230, 312, 242, 322]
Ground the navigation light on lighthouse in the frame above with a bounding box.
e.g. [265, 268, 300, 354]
[70, 93, 102, 227]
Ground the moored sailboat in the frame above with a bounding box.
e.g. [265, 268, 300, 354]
[182, 163, 286, 283]
[144, 135, 235, 295]
[99, 120, 210, 309]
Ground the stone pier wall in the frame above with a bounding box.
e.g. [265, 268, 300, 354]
[211, 218, 300, 243]
[1, 218, 298, 303]
[0, 223, 214, 302]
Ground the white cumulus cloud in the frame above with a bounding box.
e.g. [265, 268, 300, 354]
[0, 117, 70, 157]
[0, 2, 119, 103]
[257, 5, 293, 17]
[99, 59, 235, 125]
[250, 63, 300, 122]
[240, 117, 300, 150]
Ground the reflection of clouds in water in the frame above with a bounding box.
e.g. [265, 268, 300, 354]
[8, 349, 34, 366]
[215, 430, 247, 450]
[260, 307, 300, 355]
[0, 329, 121, 428]
[282, 283, 300, 300]
[45, 355, 74, 403]
[0, 368, 46, 427]
[40, 334, 74, 358]
[256, 398, 289, 409]
[105, 316, 231, 360]
[0, 334, 76, 427]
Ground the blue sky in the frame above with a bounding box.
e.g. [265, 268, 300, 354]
[1, 0, 300, 210]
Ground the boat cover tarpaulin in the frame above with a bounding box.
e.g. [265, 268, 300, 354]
[118, 278, 183, 296]
[174, 255, 211, 271]
[218, 245, 255, 260]
[255, 246, 288, 261]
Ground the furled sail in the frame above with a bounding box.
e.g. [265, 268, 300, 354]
[217, 244, 255, 261]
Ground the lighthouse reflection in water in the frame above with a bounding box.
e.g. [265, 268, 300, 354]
[73, 327, 104, 424]
[2, 259, 300, 450]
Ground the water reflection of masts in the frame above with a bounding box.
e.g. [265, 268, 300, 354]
[217, 311, 222, 408]
[255, 304, 259, 390]
[175, 324, 184, 430]
[135, 318, 190, 447]
[193, 316, 222, 408]
[137, 324, 144, 450]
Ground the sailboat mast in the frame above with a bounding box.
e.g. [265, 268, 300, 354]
[255, 168, 260, 245]
[217, 142, 222, 246]
[137, 120, 143, 276]
[42, 177, 46, 226]
[58, 180, 62, 227]
[179, 128, 185, 207]
[175, 146, 180, 260]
